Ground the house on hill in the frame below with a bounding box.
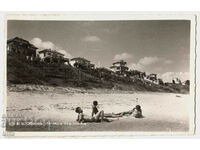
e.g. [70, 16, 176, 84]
[96, 67, 115, 80]
[39, 49, 69, 64]
[128, 70, 146, 79]
[182, 80, 190, 86]
[97, 67, 114, 74]
[70, 57, 95, 69]
[110, 60, 129, 76]
[96, 67, 114, 76]
[147, 73, 157, 83]
[7, 37, 38, 60]
[172, 77, 182, 85]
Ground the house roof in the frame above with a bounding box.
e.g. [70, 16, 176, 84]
[110, 65, 117, 69]
[7, 37, 38, 49]
[63, 58, 69, 62]
[112, 60, 127, 65]
[110, 65, 128, 69]
[149, 73, 157, 76]
[89, 64, 95, 67]
[71, 57, 90, 62]
[97, 67, 114, 73]
[29, 44, 38, 49]
[39, 49, 64, 56]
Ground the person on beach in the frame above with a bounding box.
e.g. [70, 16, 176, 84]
[75, 107, 109, 123]
[132, 105, 143, 118]
[91, 101, 99, 117]
[115, 105, 143, 118]
[91, 101, 122, 118]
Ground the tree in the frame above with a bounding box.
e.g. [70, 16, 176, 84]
[185, 80, 190, 86]
[172, 80, 175, 84]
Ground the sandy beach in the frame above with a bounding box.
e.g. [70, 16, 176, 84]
[6, 87, 190, 132]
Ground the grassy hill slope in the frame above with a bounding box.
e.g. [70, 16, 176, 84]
[7, 55, 189, 93]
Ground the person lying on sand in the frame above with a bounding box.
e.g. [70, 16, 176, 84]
[75, 107, 110, 123]
[115, 105, 143, 118]
[92, 101, 122, 118]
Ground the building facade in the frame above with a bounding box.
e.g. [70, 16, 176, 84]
[70, 57, 95, 69]
[110, 60, 129, 76]
[39, 49, 69, 64]
[147, 73, 157, 83]
[7, 37, 38, 60]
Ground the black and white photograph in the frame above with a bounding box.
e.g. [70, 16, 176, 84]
[3, 14, 196, 136]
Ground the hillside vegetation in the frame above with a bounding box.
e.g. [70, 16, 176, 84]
[7, 55, 189, 93]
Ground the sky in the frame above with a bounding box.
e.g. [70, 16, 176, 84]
[7, 20, 190, 82]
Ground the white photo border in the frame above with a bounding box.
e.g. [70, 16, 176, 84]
[1, 13, 197, 137]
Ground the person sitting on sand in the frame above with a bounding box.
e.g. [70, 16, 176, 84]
[91, 100, 99, 117]
[75, 107, 109, 123]
[132, 105, 143, 118]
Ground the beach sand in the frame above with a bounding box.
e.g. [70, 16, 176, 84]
[6, 90, 190, 132]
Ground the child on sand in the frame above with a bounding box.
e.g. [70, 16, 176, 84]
[75, 107, 108, 123]
[91, 101, 99, 117]
[132, 105, 143, 118]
